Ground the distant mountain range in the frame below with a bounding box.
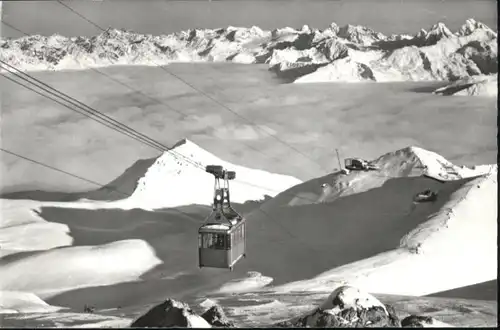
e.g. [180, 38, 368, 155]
[1, 18, 497, 87]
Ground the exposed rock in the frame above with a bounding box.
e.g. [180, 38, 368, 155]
[401, 315, 453, 327]
[414, 22, 454, 46]
[131, 298, 211, 328]
[337, 24, 387, 46]
[457, 18, 497, 38]
[385, 304, 402, 327]
[316, 38, 350, 61]
[457, 40, 498, 75]
[276, 286, 401, 327]
[201, 305, 235, 327]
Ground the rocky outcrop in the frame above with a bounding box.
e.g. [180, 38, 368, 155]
[275, 286, 401, 327]
[401, 315, 454, 327]
[130, 288, 457, 328]
[200, 305, 235, 328]
[130, 299, 211, 328]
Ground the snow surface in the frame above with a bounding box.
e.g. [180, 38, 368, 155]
[124, 139, 302, 210]
[0, 140, 300, 312]
[0, 239, 162, 296]
[209, 146, 497, 297]
[434, 74, 498, 96]
[0, 311, 131, 328]
[421, 319, 455, 328]
[216, 271, 274, 294]
[271, 168, 497, 296]
[408, 146, 495, 180]
[161, 299, 212, 328]
[0, 291, 64, 314]
[265, 146, 495, 208]
[319, 286, 387, 312]
[0, 139, 302, 213]
[285, 286, 389, 327]
[0, 142, 496, 321]
[1, 19, 496, 91]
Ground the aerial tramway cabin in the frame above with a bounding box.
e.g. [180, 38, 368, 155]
[198, 165, 246, 271]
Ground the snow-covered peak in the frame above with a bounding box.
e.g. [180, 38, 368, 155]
[415, 28, 428, 39]
[325, 22, 340, 35]
[301, 25, 312, 33]
[429, 22, 454, 37]
[271, 26, 299, 40]
[413, 22, 454, 46]
[257, 145, 496, 210]
[373, 146, 495, 180]
[281, 286, 394, 327]
[1, 19, 496, 87]
[319, 286, 387, 313]
[131, 299, 211, 328]
[224, 25, 269, 42]
[126, 139, 302, 209]
[457, 18, 497, 37]
[337, 24, 387, 46]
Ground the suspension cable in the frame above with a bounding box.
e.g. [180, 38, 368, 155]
[54, 0, 330, 173]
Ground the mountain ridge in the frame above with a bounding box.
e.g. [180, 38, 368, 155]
[1, 19, 496, 86]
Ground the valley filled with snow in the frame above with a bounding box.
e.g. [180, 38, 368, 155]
[0, 14, 497, 328]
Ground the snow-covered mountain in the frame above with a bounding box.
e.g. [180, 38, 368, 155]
[0, 143, 496, 326]
[259, 145, 495, 209]
[1, 19, 497, 84]
[120, 139, 303, 210]
[0, 138, 302, 255]
[252, 146, 497, 297]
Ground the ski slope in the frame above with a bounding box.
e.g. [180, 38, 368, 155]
[218, 147, 497, 296]
[266, 169, 497, 296]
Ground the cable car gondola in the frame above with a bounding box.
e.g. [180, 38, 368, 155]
[198, 165, 246, 271]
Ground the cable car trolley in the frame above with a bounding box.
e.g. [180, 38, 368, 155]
[198, 165, 246, 271]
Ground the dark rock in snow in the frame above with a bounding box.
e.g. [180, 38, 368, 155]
[385, 304, 402, 327]
[201, 305, 235, 327]
[401, 315, 437, 327]
[131, 298, 211, 328]
[275, 286, 401, 328]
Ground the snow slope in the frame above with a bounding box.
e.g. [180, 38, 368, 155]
[1, 138, 301, 211]
[262, 146, 495, 208]
[0, 239, 162, 296]
[1, 19, 496, 86]
[0, 144, 496, 319]
[270, 168, 497, 296]
[0, 139, 301, 311]
[433, 73, 498, 96]
[217, 146, 497, 297]
[0, 291, 64, 314]
[125, 139, 302, 209]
